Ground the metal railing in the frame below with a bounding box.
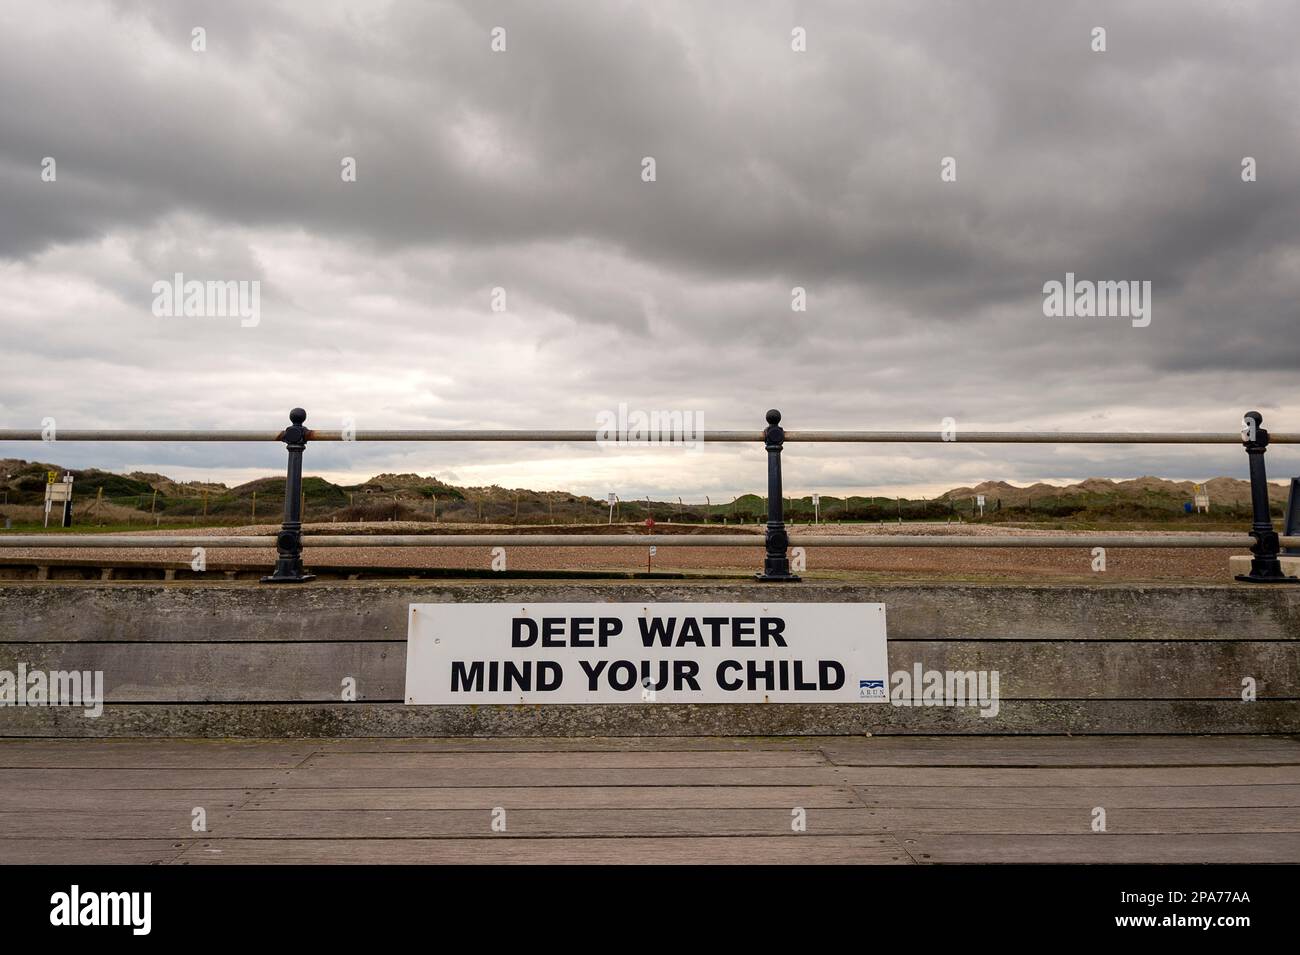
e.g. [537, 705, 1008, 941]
[0, 533, 1293, 549]
[1, 429, 1296, 443]
[2, 408, 1297, 584]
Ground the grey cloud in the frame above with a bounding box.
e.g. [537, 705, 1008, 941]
[2, 0, 1299, 496]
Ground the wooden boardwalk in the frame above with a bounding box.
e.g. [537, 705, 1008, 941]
[1, 735, 1298, 864]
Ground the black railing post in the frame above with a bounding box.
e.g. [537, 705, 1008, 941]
[756, 409, 800, 582]
[1235, 411, 1297, 584]
[1282, 478, 1300, 556]
[261, 407, 316, 584]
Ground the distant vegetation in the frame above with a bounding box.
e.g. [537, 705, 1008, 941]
[0, 458, 1286, 529]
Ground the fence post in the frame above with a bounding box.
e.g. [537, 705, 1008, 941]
[756, 409, 800, 582]
[1282, 478, 1300, 556]
[1235, 411, 1297, 583]
[262, 408, 316, 584]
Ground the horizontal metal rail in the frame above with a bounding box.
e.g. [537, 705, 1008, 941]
[788, 432, 1296, 444]
[0, 535, 279, 548]
[0, 429, 1292, 444]
[6, 407, 1293, 583]
[0, 534, 1283, 549]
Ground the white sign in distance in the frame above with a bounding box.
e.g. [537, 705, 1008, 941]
[45, 483, 73, 503]
[406, 602, 888, 704]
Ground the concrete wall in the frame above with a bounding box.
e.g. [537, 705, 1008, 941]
[0, 580, 1296, 737]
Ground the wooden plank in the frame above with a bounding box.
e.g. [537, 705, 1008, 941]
[223, 808, 877, 838]
[4, 700, 1296, 736]
[0, 585, 411, 644]
[0, 766, 842, 789]
[7, 781, 1289, 812]
[0, 769, 301, 790]
[820, 735, 1300, 766]
[10, 763, 1298, 791]
[0, 744, 823, 770]
[0, 808, 883, 839]
[8, 735, 1294, 758]
[895, 831, 1300, 863]
[885, 641, 1299, 699]
[862, 807, 1300, 834]
[0, 838, 194, 864]
[172, 834, 912, 864]
[309, 737, 819, 752]
[7, 582, 1297, 644]
[836, 765, 1300, 786]
[0, 643, 402, 702]
[0, 736, 818, 754]
[0, 811, 202, 838]
[0, 743, 314, 769]
[5, 639, 1294, 701]
[247, 785, 865, 810]
[881, 587, 1300, 642]
[0, 789, 259, 811]
[853, 784, 1300, 809]
[300, 751, 828, 769]
[0, 731, 1292, 864]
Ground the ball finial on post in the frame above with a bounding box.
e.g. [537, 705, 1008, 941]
[262, 407, 315, 584]
[1236, 409, 1297, 584]
[756, 408, 799, 582]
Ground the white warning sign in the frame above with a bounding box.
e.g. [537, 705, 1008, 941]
[405, 602, 888, 704]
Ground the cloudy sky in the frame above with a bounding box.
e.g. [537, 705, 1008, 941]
[2, 0, 1298, 499]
